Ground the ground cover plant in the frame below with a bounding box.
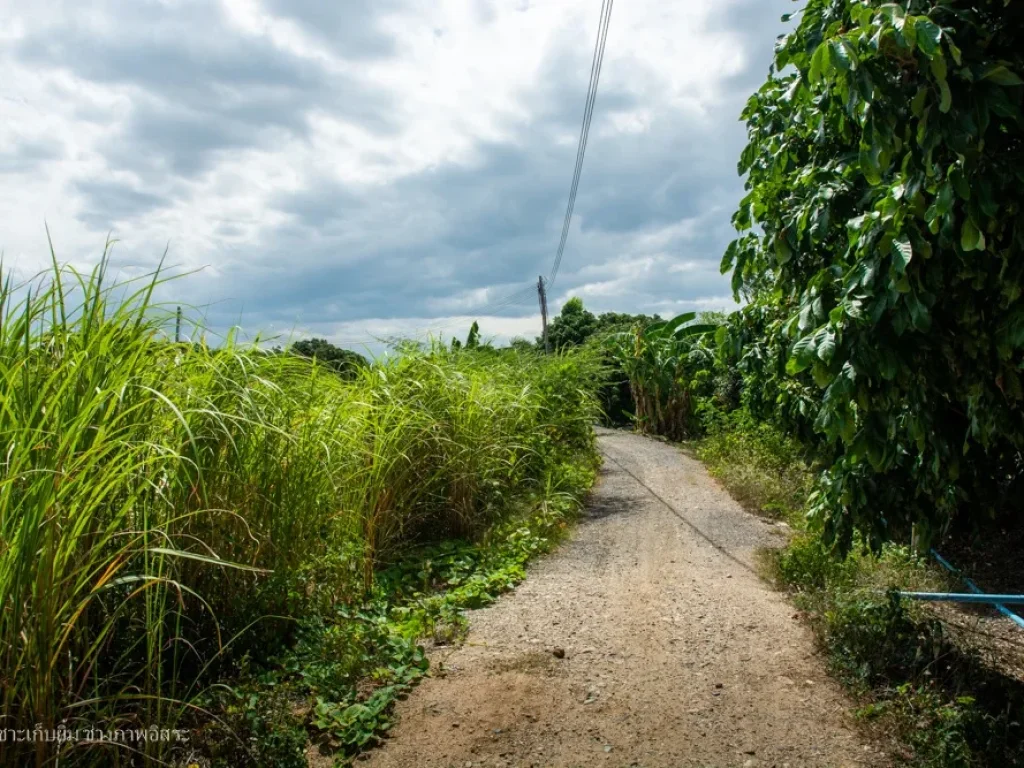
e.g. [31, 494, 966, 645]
[0, 256, 601, 767]
[694, 411, 1024, 767]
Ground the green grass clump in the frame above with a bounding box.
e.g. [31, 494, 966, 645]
[779, 536, 1024, 768]
[0, 256, 601, 766]
[692, 406, 1024, 768]
[695, 407, 814, 522]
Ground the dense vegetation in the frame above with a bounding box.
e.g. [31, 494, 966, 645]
[606, 313, 721, 440]
[530, 296, 729, 429]
[0, 261, 601, 767]
[288, 337, 367, 378]
[533, 297, 660, 354]
[722, 0, 1024, 552]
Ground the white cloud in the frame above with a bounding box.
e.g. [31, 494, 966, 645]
[0, 0, 791, 346]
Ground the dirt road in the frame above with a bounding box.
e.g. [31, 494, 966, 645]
[364, 429, 886, 768]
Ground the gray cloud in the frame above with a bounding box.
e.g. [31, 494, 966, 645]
[260, 0, 407, 59]
[2, 0, 792, 345]
[178, 0, 789, 335]
[0, 136, 64, 173]
[74, 179, 169, 231]
[15, 0, 395, 188]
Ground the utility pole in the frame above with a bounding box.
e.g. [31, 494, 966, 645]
[538, 276, 550, 353]
[175, 306, 182, 343]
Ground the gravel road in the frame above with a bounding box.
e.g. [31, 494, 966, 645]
[362, 429, 886, 768]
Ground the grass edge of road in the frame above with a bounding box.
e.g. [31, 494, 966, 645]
[685, 413, 1024, 768]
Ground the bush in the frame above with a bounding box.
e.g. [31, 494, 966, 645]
[696, 406, 815, 521]
[722, 0, 1024, 552]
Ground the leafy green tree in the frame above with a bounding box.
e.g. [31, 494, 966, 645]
[452, 321, 491, 351]
[541, 297, 598, 350]
[722, 0, 1024, 551]
[290, 338, 367, 378]
[507, 337, 536, 353]
[465, 321, 481, 349]
[537, 298, 665, 423]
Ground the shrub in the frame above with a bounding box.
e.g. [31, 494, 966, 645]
[722, 0, 1024, 552]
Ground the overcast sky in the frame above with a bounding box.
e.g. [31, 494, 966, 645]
[0, 0, 791, 349]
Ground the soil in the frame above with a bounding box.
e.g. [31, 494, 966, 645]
[360, 428, 888, 768]
[931, 521, 1024, 685]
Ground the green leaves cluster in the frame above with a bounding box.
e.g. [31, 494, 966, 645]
[289, 337, 367, 377]
[608, 312, 717, 440]
[722, 0, 1024, 551]
[539, 296, 662, 351]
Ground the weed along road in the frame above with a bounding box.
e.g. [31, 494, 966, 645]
[364, 429, 886, 768]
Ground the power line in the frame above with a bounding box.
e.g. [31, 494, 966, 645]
[331, 284, 537, 345]
[548, 0, 614, 288]
[315, 1, 615, 347]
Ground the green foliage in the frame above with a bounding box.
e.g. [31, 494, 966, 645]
[696, 407, 815, 521]
[542, 297, 597, 350]
[290, 337, 367, 378]
[529, 297, 661, 425]
[0, 258, 601, 767]
[608, 312, 719, 440]
[722, 0, 1024, 552]
[201, 479, 589, 766]
[541, 297, 662, 353]
[451, 321, 483, 350]
[860, 685, 979, 768]
[776, 538, 1024, 768]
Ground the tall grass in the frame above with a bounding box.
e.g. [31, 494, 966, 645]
[0, 258, 600, 766]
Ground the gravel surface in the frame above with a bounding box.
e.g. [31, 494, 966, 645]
[360, 429, 887, 768]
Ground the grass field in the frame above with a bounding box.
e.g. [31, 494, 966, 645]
[0, 259, 602, 766]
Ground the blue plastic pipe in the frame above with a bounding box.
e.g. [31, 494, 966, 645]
[899, 591, 1024, 605]
[924, 548, 1024, 630]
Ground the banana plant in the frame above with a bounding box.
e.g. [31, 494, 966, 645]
[608, 312, 716, 440]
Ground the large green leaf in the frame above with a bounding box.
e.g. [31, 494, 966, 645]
[960, 218, 985, 251]
[673, 323, 717, 340]
[660, 312, 698, 336]
[817, 330, 837, 363]
[891, 235, 913, 273]
[829, 39, 857, 72]
[787, 333, 818, 374]
[981, 64, 1024, 86]
[914, 17, 942, 56]
[809, 42, 832, 83]
[937, 76, 952, 113]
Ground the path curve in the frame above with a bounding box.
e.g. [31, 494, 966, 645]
[363, 429, 886, 768]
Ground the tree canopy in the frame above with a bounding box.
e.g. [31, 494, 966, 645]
[290, 338, 367, 378]
[540, 297, 661, 350]
[722, 0, 1024, 551]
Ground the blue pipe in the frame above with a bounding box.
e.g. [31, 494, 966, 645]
[927, 548, 1024, 630]
[900, 591, 1024, 605]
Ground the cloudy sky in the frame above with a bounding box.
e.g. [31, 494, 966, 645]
[0, 0, 790, 350]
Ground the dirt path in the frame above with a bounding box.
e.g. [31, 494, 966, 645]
[364, 429, 886, 768]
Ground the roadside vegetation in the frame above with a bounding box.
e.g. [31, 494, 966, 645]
[0, 259, 601, 767]
[603, 1, 1024, 764]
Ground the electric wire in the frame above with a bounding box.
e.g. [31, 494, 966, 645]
[327, 1, 614, 346]
[548, 0, 613, 288]
[331, 284, 538, 345]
